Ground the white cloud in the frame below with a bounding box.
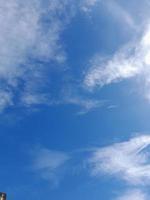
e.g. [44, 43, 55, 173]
[0, 0, 74, 111]
[84, 51, 141, 89]
[103, 0, 136, 29]
[0, 90, 13, 111]
[21, 93, 50, 107]
[0, 0, 107, 113]
[63, 95, 105, 114]
[84, 22, 150, 101]
[116, 190, 148, 200]
[88, 135, 150, 185]
[81, 0, 99, 12]
[32, 147, 70, 185]
[81, 0, 136, 29]
[0, 0, 66, 78]
[0, 0, 147, 112]
[69, 98, 104, 115]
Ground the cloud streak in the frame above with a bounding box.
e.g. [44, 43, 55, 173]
[116, 190, 148, 200]
[31, 147, 70, 186]
[0, 0, 74, 111]
[29, 135, 150, 198]
[88, 135, 150, 185]
[81, 0, 136, 29]
[0, 0, 106, 114]
[88, 135, 150, 200]
[84, 22, 150, 101]
[104, 0, 136, 29]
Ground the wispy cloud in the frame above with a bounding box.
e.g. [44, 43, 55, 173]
[0, 0, 67, 77]
[65, 96, 104, 115]
[116, 190, 148, 200]
[62, 88, 105, 114]
[0, 0, 74, 111]
[31, 135, 150, 186]
[0, 90, 13, 111]
[87, 135, 150, 200]
[0, 0, 107, 114]
[84, 22, 150, 101]
[81, 0, 136, 29]
[84, 50, 141, 89]
[0, 0, 148, 114]
[103, 0, 136, 29]
[80, 0, 100, 12]
[29, 135, 150, 197]
[88, 135, 150, 185]
[31, 147, 70, 186]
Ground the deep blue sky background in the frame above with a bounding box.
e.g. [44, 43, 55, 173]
[0, 0, 150, 199]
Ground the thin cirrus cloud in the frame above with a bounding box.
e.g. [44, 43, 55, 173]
[116, 190, 148, 200]
[88, 135, 150, 185]
[30, 135, 150, 197]
[81, 0, 99, 12]
[0, 0, 75, 111]
[65, 97, 104, 115]
[31, 147, 70, 186]
[0, 0, 105, 114]
[61, 87, 105, 115]
[88, 135, 150, 199]
[84, 22, 150, 100]
[81, 0, 136, 29]
[0, 0, 69, 76]
[102, 0, 136, 29]
[0, 0, 147, 113]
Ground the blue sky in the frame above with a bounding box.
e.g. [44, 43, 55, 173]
[1, 0, 150, 199]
